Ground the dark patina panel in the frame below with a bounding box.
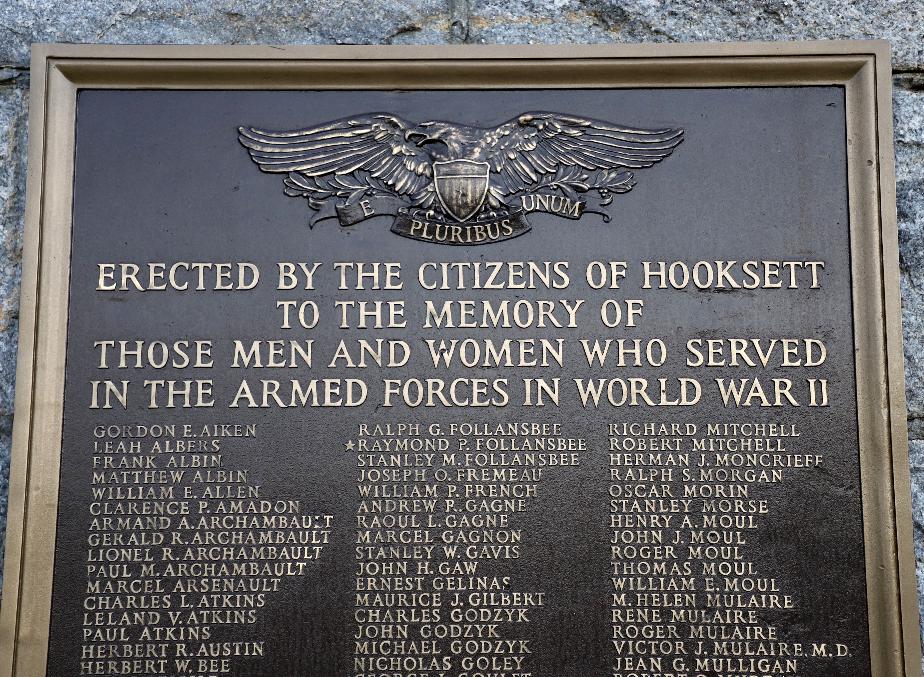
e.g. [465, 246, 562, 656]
[46, 87, 865, 677]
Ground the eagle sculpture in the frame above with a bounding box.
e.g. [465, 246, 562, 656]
[239, 112, 683, 225]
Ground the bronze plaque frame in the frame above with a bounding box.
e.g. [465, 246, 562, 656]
[0, 41, 918, 676]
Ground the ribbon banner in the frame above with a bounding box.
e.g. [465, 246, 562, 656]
[391, 209, 530, 245]
[335, 194, 406, 226]
[517, 193, 586, 220]
[333, 192, 586, 244]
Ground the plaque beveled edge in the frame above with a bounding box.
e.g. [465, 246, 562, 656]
[0, 41, 917, 677]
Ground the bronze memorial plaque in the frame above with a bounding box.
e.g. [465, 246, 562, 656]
[0, 42, 920, 677]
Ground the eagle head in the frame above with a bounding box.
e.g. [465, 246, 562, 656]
[404, 121, 457, 158]
[405, 121, 452, 143]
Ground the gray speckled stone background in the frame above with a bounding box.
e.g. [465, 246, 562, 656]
[0, 0, 922, 665]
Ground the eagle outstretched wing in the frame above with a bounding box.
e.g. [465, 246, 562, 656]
[238, 114, 433, 199]
[484, 112, 683, 195]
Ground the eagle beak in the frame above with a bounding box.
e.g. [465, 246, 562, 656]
[405, 123, 437, 145]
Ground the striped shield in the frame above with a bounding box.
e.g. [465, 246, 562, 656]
[433, 160, 490, 222]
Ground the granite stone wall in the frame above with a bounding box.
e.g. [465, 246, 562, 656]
[0, 0, 922, 661]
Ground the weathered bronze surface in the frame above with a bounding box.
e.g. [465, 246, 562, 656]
[238, 111, 682, 242]
[0, 42, 918, 677]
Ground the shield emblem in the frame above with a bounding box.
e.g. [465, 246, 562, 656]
[433, 160, 490, 222]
